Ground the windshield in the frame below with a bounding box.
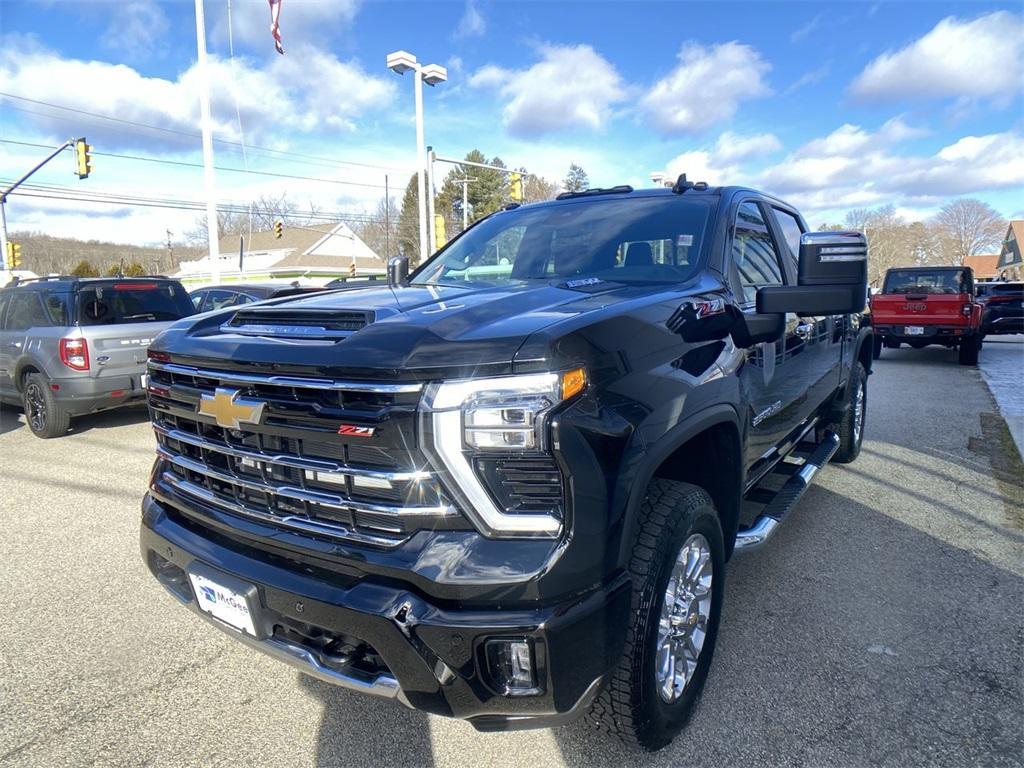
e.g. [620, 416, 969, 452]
[412, 196, 711, 288]
[882, 269, 971, 295]
[77, 282, 195, 325]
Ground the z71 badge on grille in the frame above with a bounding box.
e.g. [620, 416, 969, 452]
[197, 387, 266, 429]
[337, 424, 375, 437]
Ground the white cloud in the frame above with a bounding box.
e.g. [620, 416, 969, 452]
[790, 14, 822, 43]
[0, 43, 396, 146]
[101, 0, 169, 62]
[639, 41, 771, 135]
[468, 44, 626, 138]
[455, 0, 486, 38]
[850, 11, 1024, 104]
[660, 131, 781, 186]
[783, 63, 830, 95]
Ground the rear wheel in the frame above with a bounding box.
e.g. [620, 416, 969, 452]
[833, 362, 866, 464]
[587, 480, 724, 751]
[22, 373, 71, 439]
[958, 335, 980, 366]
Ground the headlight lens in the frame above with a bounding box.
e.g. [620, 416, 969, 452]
[424, 369, 585, 537]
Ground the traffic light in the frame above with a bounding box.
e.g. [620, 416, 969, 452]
[273, 221, 283, 239]
[6, 242, 22, 268]
[348, 262, 357, 278]
[433, 214, 447, 249]
[509, 172, 523, 202]
[74, 137, 93, 179]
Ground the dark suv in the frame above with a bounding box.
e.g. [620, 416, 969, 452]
[140, 182, 872, 750]
[0, 276, 194, 437]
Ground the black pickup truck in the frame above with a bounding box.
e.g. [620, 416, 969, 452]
[140, 179, 872, 751]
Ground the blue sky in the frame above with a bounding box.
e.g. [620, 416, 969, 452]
[1, 0, 1021, 246]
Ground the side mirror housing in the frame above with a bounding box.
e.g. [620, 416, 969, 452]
[758, 231, 867, 315]
[388, 256, 409, 286]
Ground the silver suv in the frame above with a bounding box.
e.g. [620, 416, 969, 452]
[0, 276, 194, 438]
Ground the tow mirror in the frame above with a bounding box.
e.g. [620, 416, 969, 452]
[388, 255, 409, 286]
[758, 231, 867, 315]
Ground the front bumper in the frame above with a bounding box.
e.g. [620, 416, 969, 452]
[140, 492, 631, 730]
[52, 373, 147, 416]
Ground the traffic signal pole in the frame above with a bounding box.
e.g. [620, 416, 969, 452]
[0, 138, 80, 270]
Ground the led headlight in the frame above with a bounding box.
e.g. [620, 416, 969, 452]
[424, 369, 586, 537]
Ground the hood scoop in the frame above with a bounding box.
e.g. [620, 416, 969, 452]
[223, 307, 373, 339]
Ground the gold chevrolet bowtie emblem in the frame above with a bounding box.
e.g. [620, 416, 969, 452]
[197, 387, 266, 429]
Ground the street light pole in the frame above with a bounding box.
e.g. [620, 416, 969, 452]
[386, 51, 446, 264]
[413, 73, 427, 263]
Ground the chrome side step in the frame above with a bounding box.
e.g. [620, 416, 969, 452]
[734, 432, 840, 552]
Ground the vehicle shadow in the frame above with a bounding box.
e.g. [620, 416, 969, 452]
[550, 483, 1024, 767]
[0, 403, 151, 438]
[300, 674, 436, 767]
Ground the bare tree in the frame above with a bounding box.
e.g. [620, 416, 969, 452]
[349, 195, 400, 260]
[933, 198, 1006, 265]
[185, 193, 324, 247]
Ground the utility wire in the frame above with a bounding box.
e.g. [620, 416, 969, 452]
[0, 138, 390, 189]
[0, 92, 413, 173]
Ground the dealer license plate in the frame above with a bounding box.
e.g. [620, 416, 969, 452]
[189, 572, 258, 636]
[905, 326, 924, 335]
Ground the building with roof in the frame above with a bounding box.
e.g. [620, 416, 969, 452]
[996, 220, 1023, 281]
[963, 253, 1001, 281]
[175, 221, 384, 287]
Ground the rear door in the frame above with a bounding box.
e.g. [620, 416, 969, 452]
[76, 281, 194, 385]
[0, 290, 14, 395]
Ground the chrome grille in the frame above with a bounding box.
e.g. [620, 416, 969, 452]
[147, 360, 461, 548]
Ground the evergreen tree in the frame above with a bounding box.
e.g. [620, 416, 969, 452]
[70, 260, 98, 277]
[562, 163, 589, 193]
[396, 174, 420, 262]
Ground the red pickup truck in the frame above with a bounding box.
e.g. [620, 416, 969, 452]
[870, 266, 983, 365]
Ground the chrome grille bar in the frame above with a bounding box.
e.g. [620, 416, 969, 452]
[148, 360, 423, 394]
[156, 446, 455, 519]
[154, 423, 430, 483]
[160, 472, 402, 549]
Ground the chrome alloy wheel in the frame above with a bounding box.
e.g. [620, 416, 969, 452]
[853, 381, 865, 445]
[25, 381, 47, 432]
[655, 533, 713, 703]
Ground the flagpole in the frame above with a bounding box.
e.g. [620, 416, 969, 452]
[194, 0, 221, 285]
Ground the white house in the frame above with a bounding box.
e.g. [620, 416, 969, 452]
[175, 221, 385, 288]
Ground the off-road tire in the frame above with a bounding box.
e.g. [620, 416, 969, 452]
[872, 334, 882, 359]
[586, 479, 724, 751]
[958, 335, 980, 366]
[22, 373, 71, 439]
[832, 361, 866, 464]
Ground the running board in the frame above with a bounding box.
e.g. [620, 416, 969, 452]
[734, 432, 840, 552]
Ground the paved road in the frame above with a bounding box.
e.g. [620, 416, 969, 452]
[1, 351, 1022, 768]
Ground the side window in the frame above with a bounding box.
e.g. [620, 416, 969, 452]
[0, 292, 11, 330]
[6, 293, 48, 331]
[772, 207, 804, 274]
[191, 290, 206, 310]
[207, 290, 240, 310]
[733, 202, 784, 304]
[41, 292, 70, 326]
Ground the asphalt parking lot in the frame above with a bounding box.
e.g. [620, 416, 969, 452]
[1, 342, 1022, 768]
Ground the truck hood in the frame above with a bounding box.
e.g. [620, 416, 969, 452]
[151, 281, 656, 379]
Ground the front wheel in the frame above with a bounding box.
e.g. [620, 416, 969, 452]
[587, 480, 724, 751]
